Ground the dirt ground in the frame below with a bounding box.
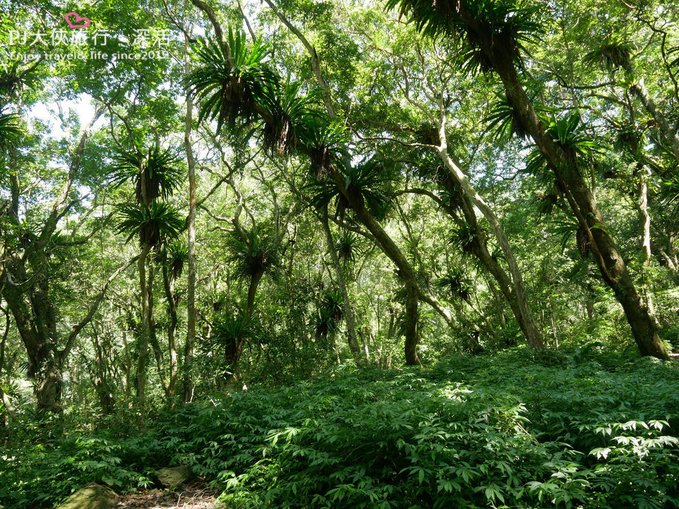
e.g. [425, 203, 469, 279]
[116, 481, 219, 509]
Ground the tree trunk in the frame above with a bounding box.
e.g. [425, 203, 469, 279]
[262, 1, 425, 362]
[636, 164, 657, 317]
[3, 255, 64, 414]
[0, 307, 10, 428]
[659, 248, 678, 272]
[585, 269, 596, 323]
[147, 261, 167, 396]
[183, 34, 198, 404]
[224, 336, 246, 379]
[630, 79, 679, 162]
[360, 325, 372, 362]
[34, 358, 63, 415]
[162, 263, 179, 399]
[121, 328, 133, 400]
[246, 270, 264, 319]
[638, 165, 652, 265]
[435, 112, 544, 349]
[320, 208, 363, 365]
[403, 282, 420, 365]
[328, 169, 423, 364]
[135, 244, 152, 404]
[484, 43, 668, 359]
[222, 270, 265, 382]
[91, 325, 115, 415]
[0, 116, 112, 413]
[433, 173, 541, 345]
[3, 251, 129, 415]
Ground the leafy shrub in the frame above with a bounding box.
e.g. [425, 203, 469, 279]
[2, 348, 679, 508]
[0, 426, 161, 508]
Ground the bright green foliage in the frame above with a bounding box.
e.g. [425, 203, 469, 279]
[186, 30, 277, 130]
[225, 225, 282, 281]
[1, 0, 679, 506]
[301, 120, 349, 176]
[484, 92, 529, 141]
[0, 111, 22, 148]
[259, 82, 322, 155]
[116, 202, 184, 247]
[661, 174, 679, 216]
[185, 350, 679, 508]
[110, 144, 184, 204]
[386, 0, 541, 72]
[526, 112, 598, 177]
[210, 314, 256, 355]
[3, 348, 678, 508]
[584, 39, 634, 73]
[0, 435, 157, 508]
[166, 240, 189, 279]
[307, 157, 397, 221]
[335, 230, 363, 263]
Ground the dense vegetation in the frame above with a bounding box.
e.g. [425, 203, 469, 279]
[3, 349, 679, 508]
[1, 0, 678, 507]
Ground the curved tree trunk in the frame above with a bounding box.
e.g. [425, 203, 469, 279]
[3, 252, 64, 414]
[1, 114, 118, 414]
[435, 108, 544, 349]
[630, 79, 679, 162]
[329, 170, 423, 364]
[482, 40, 668, 359]
[636, 164, 657, 318]
[183, 30, 198, 404]
[261, 0, 450, 363]
[437, 174, 543, 346]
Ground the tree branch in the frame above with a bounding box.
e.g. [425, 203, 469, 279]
[263, 0, 335, 117]
[58, 257, 137, 362]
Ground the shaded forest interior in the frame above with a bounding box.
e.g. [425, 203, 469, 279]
[1, 0, 679, 507]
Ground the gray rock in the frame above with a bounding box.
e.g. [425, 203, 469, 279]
[156, 464, 192, 489]
[55, 484, 118, 509]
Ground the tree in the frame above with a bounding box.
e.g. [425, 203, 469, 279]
[1, 106, 133, 413]
[113, 144, 184, 404]
[388, 0, 670, 359]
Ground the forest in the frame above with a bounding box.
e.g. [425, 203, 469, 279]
[0, 0, 678, 507]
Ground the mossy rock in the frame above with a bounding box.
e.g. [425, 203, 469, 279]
[55, 484, 118, 509]
[156, 465, 192, 489]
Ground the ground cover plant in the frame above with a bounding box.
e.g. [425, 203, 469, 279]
[2, 348, 678, 508]
[1, 0, 678, 507]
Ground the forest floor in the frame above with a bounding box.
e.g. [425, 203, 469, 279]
[3, 348, 679, 508]
[116, 481, 218, 509]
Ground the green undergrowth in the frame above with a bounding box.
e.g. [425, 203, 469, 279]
[2, 347, 679, 508]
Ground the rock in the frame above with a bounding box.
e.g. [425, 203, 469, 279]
[156, 465, 192, 489]
[55, 484, 118, 509]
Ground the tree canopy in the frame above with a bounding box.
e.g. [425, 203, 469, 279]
[0, 0, 678, 507]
